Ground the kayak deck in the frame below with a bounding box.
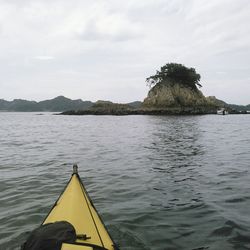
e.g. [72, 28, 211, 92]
[61, 244, 94, 250]
[42, 166, 117, 250]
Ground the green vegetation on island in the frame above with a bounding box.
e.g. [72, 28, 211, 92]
[146, 63, 202, 89]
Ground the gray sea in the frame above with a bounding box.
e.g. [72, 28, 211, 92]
[0, 113, 250, 250]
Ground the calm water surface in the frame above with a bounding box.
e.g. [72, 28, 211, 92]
[0, 113, 250, 250]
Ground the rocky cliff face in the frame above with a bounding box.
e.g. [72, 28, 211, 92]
[143, 81, 210, 107]
[205, 96, 226, 107]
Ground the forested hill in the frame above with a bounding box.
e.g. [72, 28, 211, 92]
[0, 95, 248, 112]
[0, 96, 93, 112]
[0, 96, 143, 112]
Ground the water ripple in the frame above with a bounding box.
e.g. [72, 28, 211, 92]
[0, 113, 250, 249]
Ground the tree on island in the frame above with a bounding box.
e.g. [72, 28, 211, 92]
[146, 63, 202, 90]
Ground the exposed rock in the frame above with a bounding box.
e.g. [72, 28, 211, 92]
[91, 101, 133, 113]
[61, 101, 134, 115]
[143, 81, 209, 107]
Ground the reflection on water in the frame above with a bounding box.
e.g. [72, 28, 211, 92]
[0, 113, 250, 250]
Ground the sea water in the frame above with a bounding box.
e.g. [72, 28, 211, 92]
[0, 113, 250, 250]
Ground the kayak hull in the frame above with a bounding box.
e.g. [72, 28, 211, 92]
[42, 168, 117, 250]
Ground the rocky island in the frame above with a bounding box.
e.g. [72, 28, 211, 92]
[61, 63, 219, 115]
[1, 63, 248, 114]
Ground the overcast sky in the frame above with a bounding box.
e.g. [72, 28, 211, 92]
[0, 0, 250, 104]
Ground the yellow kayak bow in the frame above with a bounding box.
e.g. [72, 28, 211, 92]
[41, 165, 118, 250]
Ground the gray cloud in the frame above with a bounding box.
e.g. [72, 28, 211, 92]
[34, 56, 55, 60]
[0, 0, 249, 104]
[76, 19, 141, 42]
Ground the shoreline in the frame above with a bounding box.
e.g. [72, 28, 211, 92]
[59, 107, 250, 116]
[59, 108, 217, 116]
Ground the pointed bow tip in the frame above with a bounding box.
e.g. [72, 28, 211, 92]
[73, 164, 78, 174]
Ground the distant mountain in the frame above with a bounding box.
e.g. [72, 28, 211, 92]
[38, 96, 93, 111]
[0, 99, 10, 110]
[127, 101, 142, 109]
[206, 96, 250, 112]
[0, 96, 143, 112]
[226, 103, 250, 112]
[0, 96, 93, 112]
[0, 99, 40, 111]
